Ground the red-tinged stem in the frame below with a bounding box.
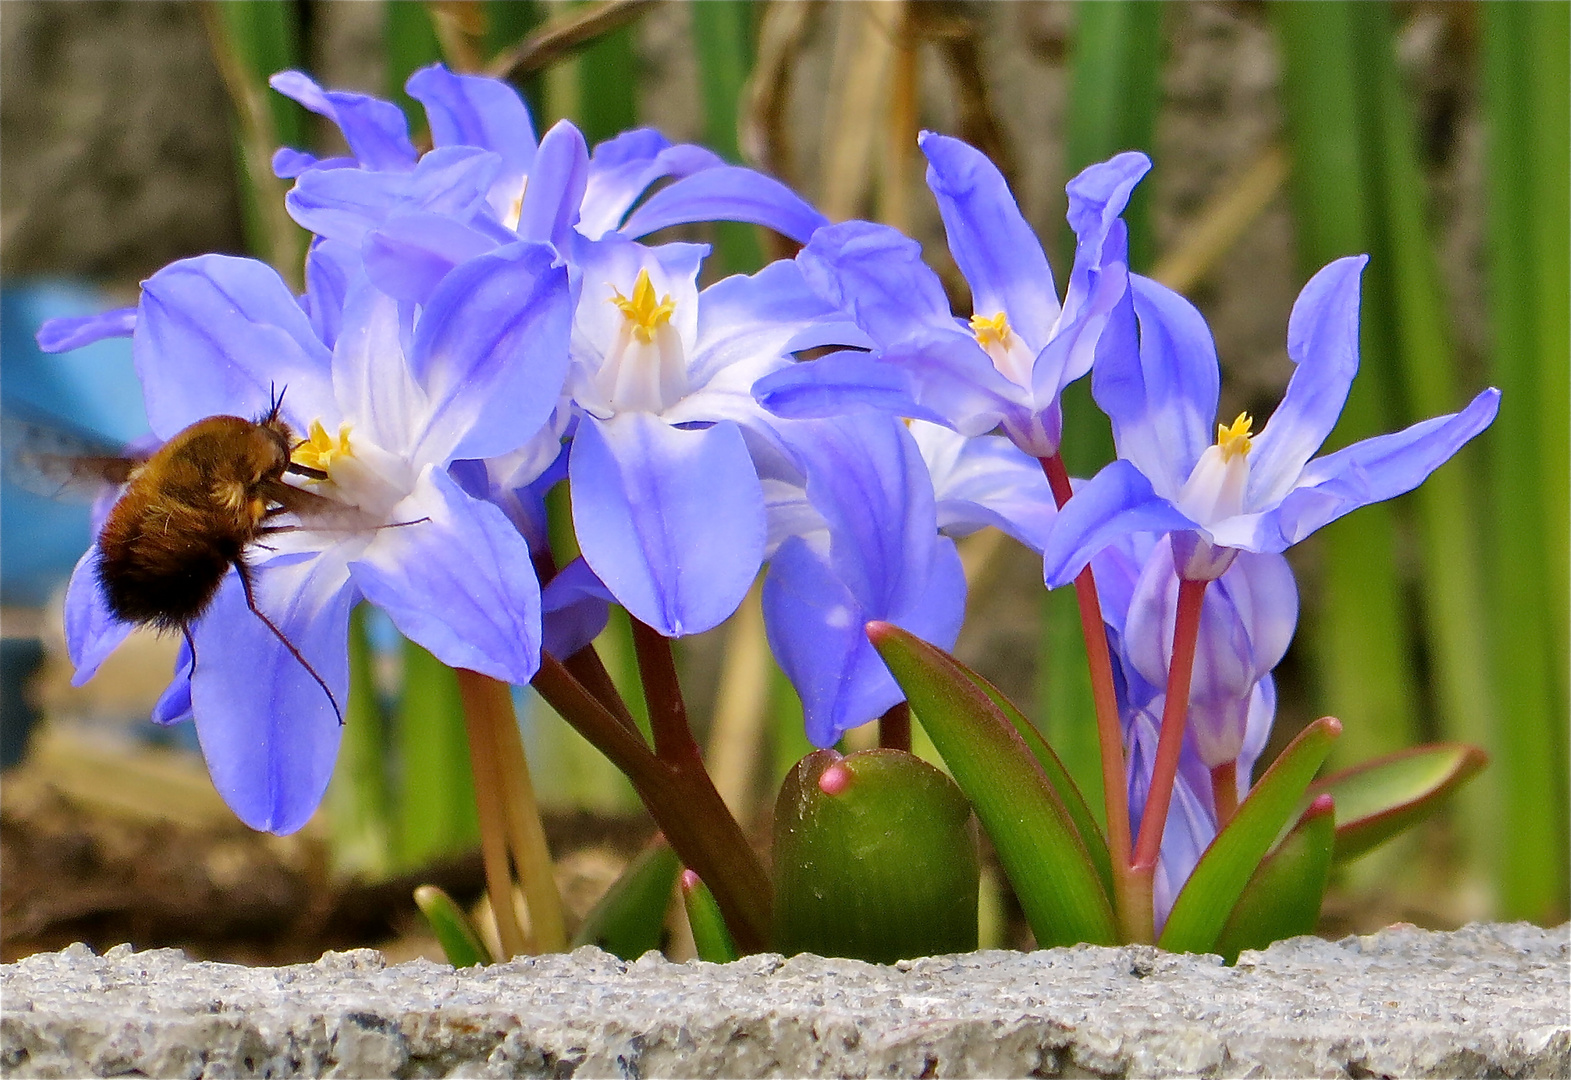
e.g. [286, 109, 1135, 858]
[1211, 761, 1238, 828]
[1040, 455, 1134, 873]
[629, 618, 704, 765]
[532, 649, 773, 953]
[879, 700, 912, 752]
[1132, 577, 1209, 873]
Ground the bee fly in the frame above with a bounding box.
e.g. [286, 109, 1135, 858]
[20, 389, 347, 721]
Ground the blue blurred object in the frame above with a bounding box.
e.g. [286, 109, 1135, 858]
[2, 281, 149, 607]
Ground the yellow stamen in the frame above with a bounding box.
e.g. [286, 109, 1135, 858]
[970, 311, 1011, 349]
[293, 419, 354, 476]
[610, 268, 677, 344]
[1217, 411, 1254, 461]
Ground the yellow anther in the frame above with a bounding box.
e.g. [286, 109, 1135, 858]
[1216, 411, 1255, 461]
[610, 269, 676, 344]
[970, 311, 1012, 349]
[293, 419, 354, 476]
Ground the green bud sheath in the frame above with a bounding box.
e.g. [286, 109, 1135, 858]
[772, 748, 980, 964]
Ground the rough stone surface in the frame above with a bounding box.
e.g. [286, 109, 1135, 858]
[3, 923, 1566, 1078]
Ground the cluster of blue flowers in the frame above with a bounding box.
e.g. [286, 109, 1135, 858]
[41, 65, 1497, 919]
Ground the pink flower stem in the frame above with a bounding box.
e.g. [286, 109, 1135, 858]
[1041, 453, 1146, 940]
[1131, 577, 1209, 877]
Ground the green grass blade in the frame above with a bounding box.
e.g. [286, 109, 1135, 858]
[385, 2, 446, 128]
[573, 3, 636, 144]
[1270, 1, 1420, 765]
[394, 638, 481, 868]
[414, 884, 494, 967]
[691, 0, 763, 276]
[681, 869, 739, 963]
[1355, 2, 1495, 781]
[1481, 0, 1571, 922]
[326, 605, 392, 878]
[1036, 581, 1105, 837]
[1213, 794, 1335, 964]
[1159, 717, 1341, 954]
[869, 623, 1117, 947]
[571, 839, 681, 958]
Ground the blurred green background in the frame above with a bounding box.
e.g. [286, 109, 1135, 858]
[2, 1, 1564, 960]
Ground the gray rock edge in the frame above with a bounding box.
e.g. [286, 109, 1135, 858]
[3, 922, 1567, 1078]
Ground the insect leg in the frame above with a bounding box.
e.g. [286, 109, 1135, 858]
[233, 559, 345, 726]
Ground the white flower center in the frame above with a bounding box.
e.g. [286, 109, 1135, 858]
[292, 419, 410, 522]
[971, 311, 1035, 388]
[594, 268, 690, 414]
[1176, 412, 1254, 523]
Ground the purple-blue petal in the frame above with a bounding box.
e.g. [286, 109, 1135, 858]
[541, 556, 613, 660]
[762, 536, 902, 747]
[752, 352, 946, 425]
[1266, 385, 1500, 547]
[303, 237, 360, 350]
[190, 556, 353, 835]
[63, 545, 132, 685]
[1092, 273, 1220, 498]
[410, 240, 573, 463]
[134, 255, 334, 438]
[362, 212, 500, 305]
[1248, 255, 1370, 507]
[796, 220, 956, 346]
[269, 71, 416, 172]
[919, 131, 1059, 348]
[581, 135, 722, 237]
[515, 120, 589, 247]
[570, 414, 765, 637]
[350, 466, 543, 684]
[1041, 458, 1199, 588]
[151, 641, 194, 726]
[35, 306, 136, 353]
[406, 63, 536, 177]
[619, 166, 829, 244]
[286, 146, 502, 245]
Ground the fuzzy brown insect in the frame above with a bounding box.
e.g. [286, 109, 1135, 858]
[77, 394, 343, 719]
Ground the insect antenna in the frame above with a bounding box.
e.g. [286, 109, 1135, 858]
[233, 559, 345, 726]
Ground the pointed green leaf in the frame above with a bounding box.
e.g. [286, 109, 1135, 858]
[868, 623, 1117, 947]
[965, 668, 1114, 903]
[1307, 743, 1487, 863]
[1213, 794, 1336, 964]
[773, 749, 979, 963]
[1159, 717, 1341, 954]
[413, 884, 494, 968]
[682, 869, 740, 963]
[570, 838, 680, 959]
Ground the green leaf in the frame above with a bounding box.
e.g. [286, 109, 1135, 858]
[773, 749, 978, 964]
[681, 869, 739, 964]
[868, 623, 1117, 947]
[394, 639, 481, 868]
[1159, 717, 1341, 954]
[1307, 743, 1487, 864]
[570, 839, 680, 959]
[413, 884, 494, 968]
[326, 605, 392, 878]
[1213, 795, 1336, 964]
[964, 667, 1113, 904]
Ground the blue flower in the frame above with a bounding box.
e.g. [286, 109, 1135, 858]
[562, 235, 853, 638]
[58, 245, 571, 834]
[761, 415, 967, 746]
[270, 64, 827, 301]
[1044, 258, 1502, 585]
[755, 135, 1148, 458]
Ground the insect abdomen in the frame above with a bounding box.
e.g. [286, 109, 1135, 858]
[96, 485, 249, 630]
